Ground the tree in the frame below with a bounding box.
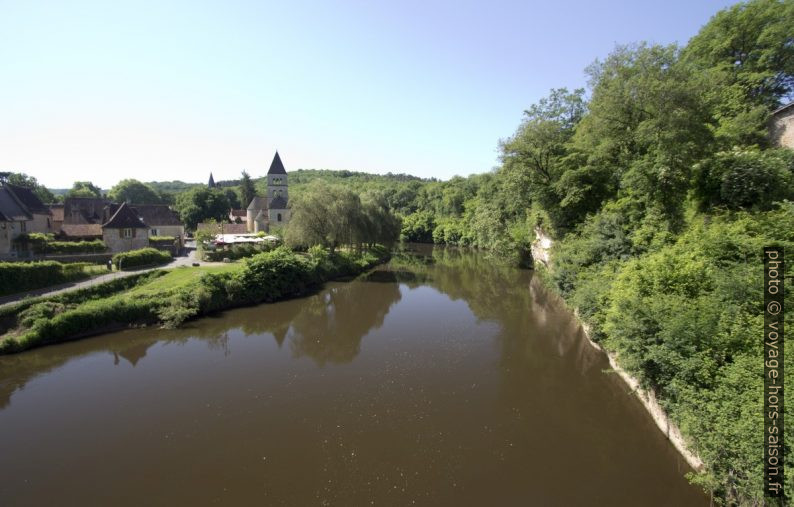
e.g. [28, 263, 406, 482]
[499, 88, 587, 233]
[572, 44, 714, 228]
[107, 179, 163, 204]
[239, 170, 256, 208]
[66, 181, 103, 198]
[286, 181, 397, 251]
[173, 187, 231, 230]
[682, 0, 794, 146]
[224, 188, 241, 209]
[0, 172, 56, 203]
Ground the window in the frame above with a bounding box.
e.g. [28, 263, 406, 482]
[20, 222, 26, 232]
[122, 228, 135, 238]
[150, 229, 158, 236]
[277, 213, 282, 222]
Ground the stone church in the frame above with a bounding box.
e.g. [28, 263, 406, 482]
[246, 152, 290, 233]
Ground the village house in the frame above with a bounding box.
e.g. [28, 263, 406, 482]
[102, 202, 150, 252]
[0, 184, 53, 257]
[50, 197, 186, 253]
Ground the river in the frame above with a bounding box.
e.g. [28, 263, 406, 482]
[0, 245, 707, 506]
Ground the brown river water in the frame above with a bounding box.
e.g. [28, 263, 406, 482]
[0, 246, 707, 506]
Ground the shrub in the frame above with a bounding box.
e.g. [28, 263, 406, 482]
[202, 242, 275, 262]
[112, 248, 172, 270]
[0, 261, 97, 296]
[692, 148, 794, 211]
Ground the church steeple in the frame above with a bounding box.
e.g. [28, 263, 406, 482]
[208, 172, 216, 188]
[267, 152, 287, 175]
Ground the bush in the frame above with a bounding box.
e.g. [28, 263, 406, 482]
[202, 242, 275, 262]
[692, 148, 794, 211]
[0, 261, 98, 297]
[112, 248, 172, 270]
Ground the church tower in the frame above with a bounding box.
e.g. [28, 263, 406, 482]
[266, 152, 289, 226]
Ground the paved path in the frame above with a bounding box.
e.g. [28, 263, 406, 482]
[0, 248, 208, 309]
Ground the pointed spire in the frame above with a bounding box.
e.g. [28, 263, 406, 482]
[267, 152, 287, 175]
[208, 173, 216, 188]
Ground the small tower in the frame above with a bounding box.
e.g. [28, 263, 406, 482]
[266, 152, 289, 226]
[208, 173, 216, 188]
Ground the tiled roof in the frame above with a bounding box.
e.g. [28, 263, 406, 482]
[229, 209, 247, 217]
[131, 204, 182, 226]
[63, 197, 111, 224]
[103, 202, 148, 229]
[247, 196, 268, 211]
[267, 152, 287, 175]
[6, 184, 49, 214]
[269, 196, 288, 209]
[61, 223, 103, 237]
[0, 187, 32, 222]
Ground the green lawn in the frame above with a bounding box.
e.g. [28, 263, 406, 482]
[128, 264, 242, 296]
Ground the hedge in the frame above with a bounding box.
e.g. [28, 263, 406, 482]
[0, 261, 97, 297]
[18, 234, 107, 254]
[112, 248, 172, 270]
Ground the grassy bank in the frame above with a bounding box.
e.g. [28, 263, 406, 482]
[0, 245, 389, 355]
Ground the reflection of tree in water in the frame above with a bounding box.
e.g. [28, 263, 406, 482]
[288, 279, 402, 366]
[391, 245, 602, 376]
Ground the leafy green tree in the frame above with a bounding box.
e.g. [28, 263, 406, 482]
[223, 188, 241, 209]
[66, 181, 103, 198]
[499, 87, 586, 232]
[239, 170, 256, 208]
[683, 0, 794, 146]
[573, 44, 713, 228]
[107, 179, 163, 204]
[400, 211, 435, 243]
[174, 187, 231, 230]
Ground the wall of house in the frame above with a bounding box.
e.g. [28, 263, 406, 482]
[0, 221, 32, 256]
[771, 108, 794, 149]
[103, 228, 150, 253]
[29, 213, 52, 234]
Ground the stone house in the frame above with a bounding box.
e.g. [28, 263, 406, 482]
[101, 202, 150, 252]
[0, 184, 53, 256]
[771, 102, 794, 149]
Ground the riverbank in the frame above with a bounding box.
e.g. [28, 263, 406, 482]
[0, 246, 390, 355]
[530, 239, 704, 472]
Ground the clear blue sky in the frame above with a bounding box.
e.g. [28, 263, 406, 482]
[0, 0, 736, 188]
